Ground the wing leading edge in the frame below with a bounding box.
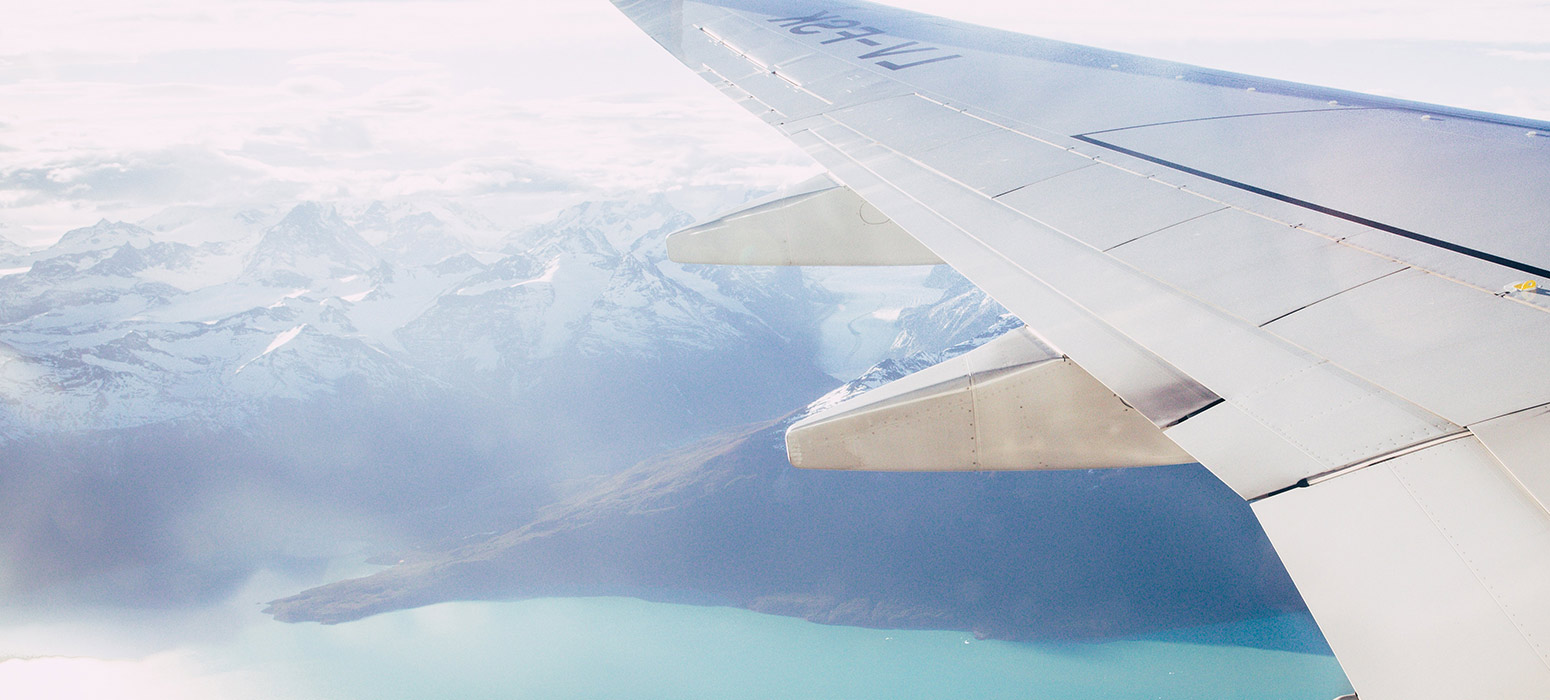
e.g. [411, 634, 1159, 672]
[610, 1, 1550, 697]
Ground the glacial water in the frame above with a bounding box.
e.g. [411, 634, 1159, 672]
[1, 595, 1353, 700]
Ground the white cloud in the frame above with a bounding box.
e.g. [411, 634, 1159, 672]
[1, 1, 633, 56]
[278, 75, 346, 96]
[0, 654, 277, 700]
[1489, 86, 1550, 121]
[287, 51, 439, 72]
[0, 0, 1545, 245]
[1488, 49, 1550, 62]
[890, 0, 1550, 44]
[0, 0, 810, 242]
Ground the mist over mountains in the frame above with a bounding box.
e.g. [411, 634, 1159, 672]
[0, 191, 1310, 645]
[0, 189, 835, 605]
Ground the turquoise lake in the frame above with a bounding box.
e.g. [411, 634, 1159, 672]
[1, 595, 1353, 699]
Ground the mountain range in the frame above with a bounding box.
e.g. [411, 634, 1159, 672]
[0, 191, 1315, 649]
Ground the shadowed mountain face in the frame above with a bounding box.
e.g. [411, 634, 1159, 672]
[0, 191, 838, 606]
[266, 310, 1311, 644]
[265, 418, 1307, 644]
[0, 391, 542, 607]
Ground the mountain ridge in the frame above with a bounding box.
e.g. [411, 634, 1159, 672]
[0, 189, 845, 605]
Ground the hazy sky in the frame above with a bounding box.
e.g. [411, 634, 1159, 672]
[1, 0, 1547, 244]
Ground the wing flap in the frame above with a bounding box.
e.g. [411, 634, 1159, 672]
[666, 174, 942, 265]
[787, 326, 1193, 471]
[1254, 436, 1550, 698]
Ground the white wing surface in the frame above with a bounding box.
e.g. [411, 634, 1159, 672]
[609, 1, 1550, 697]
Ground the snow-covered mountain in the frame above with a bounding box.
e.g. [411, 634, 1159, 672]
[0, 190, 952, 446]
[244, 203, 384, 285]
[0, 223, 40, 267]
[0, 211, 423, 439]
[798, 311, 1022, 423]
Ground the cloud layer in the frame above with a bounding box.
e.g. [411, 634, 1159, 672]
[1, 0, 1545, 244]
[0, 1, 806, 243]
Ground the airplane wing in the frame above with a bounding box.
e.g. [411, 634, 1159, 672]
[608, 1, 1550, 697]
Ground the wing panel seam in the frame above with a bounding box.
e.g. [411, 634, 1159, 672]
[1390, 455, 1550, 672]
[1257, 267, 1411, 327]
[1098, 206, 1230, 252]
[1072, 133, 1550, 280]
[1077, 106, 1371, 137]
[1247, 430, 1471, 503]
[694, 24, 833, 105]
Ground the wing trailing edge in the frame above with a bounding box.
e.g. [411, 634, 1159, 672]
[787, 326, 1195, 471]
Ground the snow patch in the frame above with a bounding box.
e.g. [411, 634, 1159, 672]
[0, 267, 30, 277]
[263, 325, 307, 356]
[454, 260, 559, 296]
[267, 289, 311, 308]
[524, 260, 560, 286]
[234, 324, 308, 374]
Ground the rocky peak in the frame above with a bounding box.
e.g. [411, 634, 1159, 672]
[0, 234, 27, 260]
[505, 194, 692, 260]
[351, 201, 486, 268]
[87, 241, 195, 278]
[245, 202, 380, 282]
[47, 220, 155, 258]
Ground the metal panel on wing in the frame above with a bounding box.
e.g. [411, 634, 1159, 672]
[994, 164, 1226, 250]
[827, 94, 999, 153]
[1265, 267, 1550, 425]
[1163, 401, 1328, 498]
[1253, 437, 1550, 698]
[1109, 208, 1406, 326]
[1088, 108, 1550, 275]
[914, 128, 1093, 197]
[880, 42, 1338, 137]
[694, 11, 815, 70]
[1470, 404, 1550, 515]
